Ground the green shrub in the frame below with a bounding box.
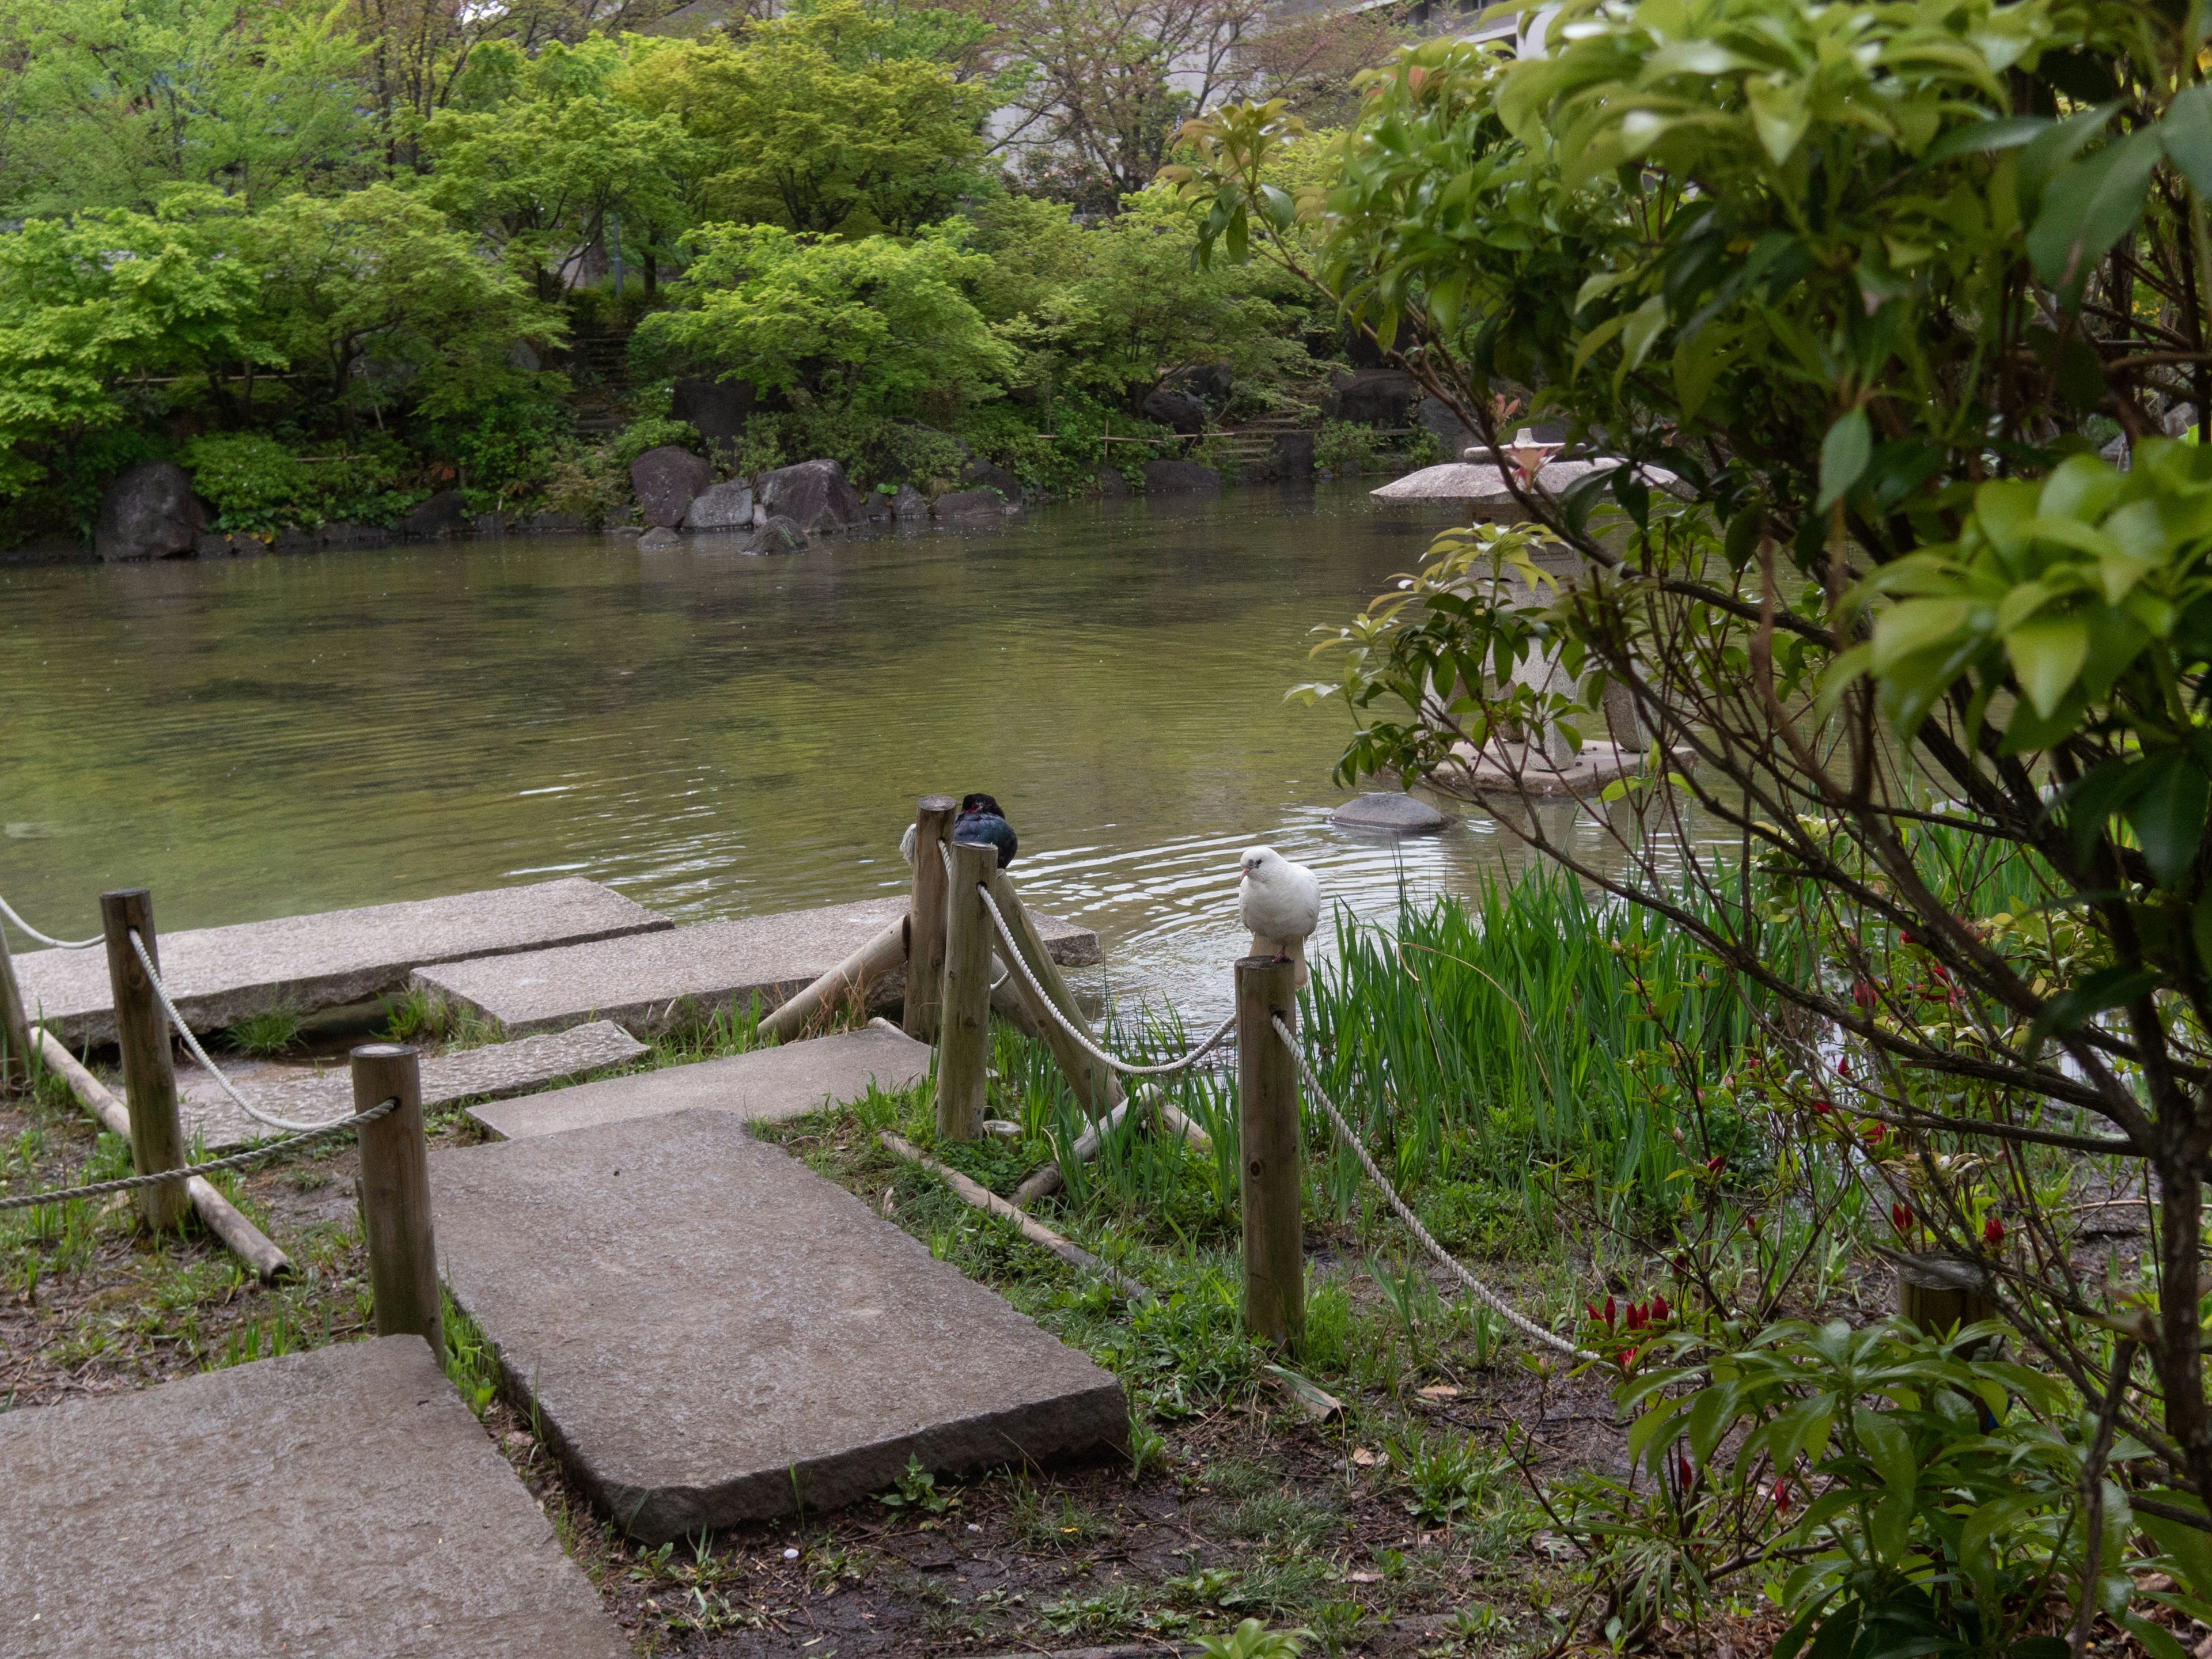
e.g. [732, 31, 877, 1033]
[180, 433, 312, 532]
[612, 416, 703, 469]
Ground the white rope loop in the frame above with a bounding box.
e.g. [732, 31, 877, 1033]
[0, 894, 101, 950]
[0, 1094, 402, 1212]
[128, 930, 362, 1134]
[1271, 1013, 1594, 1363]
[977, 885, 1235, 1078]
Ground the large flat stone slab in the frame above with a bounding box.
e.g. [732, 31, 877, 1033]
[468, 1024, 929, 1140]
[16, 878, 671, 1048]
[413, 893, 1100, 1038]
[0, 1335, 626, 1659]
[174, 1020, 649, 1148]
[430, 1110, 1127, 1542]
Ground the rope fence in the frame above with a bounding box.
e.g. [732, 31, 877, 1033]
[0, 1094, 400, 1212]
[0, 895, 101, 950]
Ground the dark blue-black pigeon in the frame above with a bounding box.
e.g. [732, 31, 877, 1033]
[953, 793, 1018, 869]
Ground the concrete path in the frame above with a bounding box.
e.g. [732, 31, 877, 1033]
[469, 1024, 929, 1140]
[412, 893, 1100, 1038]
[17, 877, 669, 1047]
[430, 1110, 1127, 1542]
[174, 1021, 648, 1147]
[0, 1336, 625, 1659]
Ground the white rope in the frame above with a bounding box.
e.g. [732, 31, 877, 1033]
[0, 1096, 402, 1211]
[1272, 1013, 1595, 1362]
[128, 930, 358, 1134]
[0, 895, 101, 950]
[978, 885, 1236, 1077]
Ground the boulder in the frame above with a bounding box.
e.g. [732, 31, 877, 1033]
[322, 521, 388, 547]
[2167, 403, 2200, 437]
[637, 527, 682, 551]
[683, 480, 755, 533]
[524, 511, 588, 534]
[471, 513, 506, 537]
[272, 526, 318, 555]
[891, 484, 930, 520]
[631, 445, 713, 529]
[1165, 363, 1234, 405]
[398, 488, 469, 538]
[1141, 388, 1207, 436]
[963, 459, 1025, 503]
[672, 377, 755, 444]
[933, 487, 1014, 518]
[192, 531, 249, 558]
[6, 533, 90, 563]
[1330, 792, 1450, 834]
[1094, 467, 1130, 498]
[1323, 368, 1420, 427]
[743, 514, 808, 555]
[1270, 431, 1317, 478]
[1141, 459, 1221, 495]
[757, 459, 862, 535]
[1416, 397, 1478, 459]
[94, 463, 204, 561]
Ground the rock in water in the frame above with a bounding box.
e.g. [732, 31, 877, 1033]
[398, 488, 468, 538]
[1142, 459, 1221, 495]
[891, 484, 930, 520]
[1330, 792, 1450, 834]
[95, 463, 204, 560]
[757, 459, 862, 535]
[743, 515, 808, 555]
[963, 459, 1025, 503]
[933, 487, 1014, 518]
[683, 480, 755, 533]
[631, 446, 713, 529]
[637, 527, 682, 551]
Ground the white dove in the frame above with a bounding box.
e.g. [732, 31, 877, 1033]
[1238, 846, 1321, 988]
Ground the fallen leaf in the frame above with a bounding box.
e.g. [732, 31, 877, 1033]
[1348, 1570, 1384, 1584]
[1351, 1448, 1387, 1468]
[1416, 1384, 1461, 1402]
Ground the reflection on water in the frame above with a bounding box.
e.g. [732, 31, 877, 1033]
[1, 484, 1710, 1020]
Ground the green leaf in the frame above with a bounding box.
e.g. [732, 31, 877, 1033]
[2126, 753, 2211, 887]
[2139, 1493, 2212, 1604]
[1923, 114, 2049, 165]
[2163, 85, 2212, 199]
[2029, 961, 2161, 1043]
[1816, 410, 1870, 512]
[2027, 127, 2161, 301]
[2003, 616, 2090, 716]
[2065, 756, 2154, 866]
[2123, 1613, 2191, 1659]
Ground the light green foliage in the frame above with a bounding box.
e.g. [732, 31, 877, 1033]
[178, 434, 310, 533]
[416, 39, 696, 291]
[619, 1, 994, 236]
[1195, 1619, 1307, 1659]
[636, 223, 1014, 420]
[0, 0, 371, 215]
[221, 998, 305, 1058]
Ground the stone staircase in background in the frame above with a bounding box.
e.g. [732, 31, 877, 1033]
[569, 327, 632, 439]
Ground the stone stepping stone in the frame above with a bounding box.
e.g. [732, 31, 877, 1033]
[17, 877, 670, 1048]
[411, 894, 1100, 1039]
[430, 1109, 1127, 1542]
[468, 1024, 929, 1141]
[1330, 790, 1451, 833]
[172, 1020, 649, 1149]
[0, 1335, 625, 1659]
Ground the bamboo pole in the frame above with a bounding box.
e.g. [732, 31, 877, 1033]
[879, 1131, 1146, 1300]
[937, 842, 997, 1141]
[351, 1044, 443, 1363]
[758, 918, 906, 1044]
[31, 1027, 292, 1279]
[1236, 955, 1303, 1351]
[0, 929, 29, 1091]
[902, 795, 958, 1040]
[101, 889, 188, 1231]
[985, 868, 1120, 1118]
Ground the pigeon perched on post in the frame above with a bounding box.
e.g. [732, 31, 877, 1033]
[1238, 846, 1320, 988]
[953, 793, 1019, 869]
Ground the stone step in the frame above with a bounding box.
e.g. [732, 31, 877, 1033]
[172, 1020, 649, 1149]
[0, 1336, 626, 1659]
[16, 878, 671, 1050]
[468, 1024, 929, 1141]
[429, 1109, 1127, 1543]
[411, 893, 1100, 1039]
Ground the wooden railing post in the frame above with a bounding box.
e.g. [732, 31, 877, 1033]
[1236, 955, 1303, 1351]
[100, 889, 187, 1230]
[986, 867, 1121, 1119]
[0, 929, 30, 1092]
[903, 795, 958, 1041]
[937, 842, 997, 1141]
[351, 1043, 444, 1363]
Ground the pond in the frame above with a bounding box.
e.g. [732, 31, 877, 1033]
[1, 483, 1695, 1020]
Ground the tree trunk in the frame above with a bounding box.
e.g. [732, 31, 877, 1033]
[2156, 1143, 2212, 1499]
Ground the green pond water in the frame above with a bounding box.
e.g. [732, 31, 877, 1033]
[1, 484, 1683, 1018]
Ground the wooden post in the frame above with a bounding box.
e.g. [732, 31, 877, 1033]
[1896, 1253, 1999, 1338]
[0, 929, 30, 1092]
[100, 889, 187, 1231]
[352, 1044, 443, 1363]
[937, 842, 997, 1141]
[1236, 955, 1303, 1351]
[759, 918, 907, 1044]
[986, 868, 1122, 1119]
[903, 795, 958, 1041]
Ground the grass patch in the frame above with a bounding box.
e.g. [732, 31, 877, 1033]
[224, 998, 306, 1057]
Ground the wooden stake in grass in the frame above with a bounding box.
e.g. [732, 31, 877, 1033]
[937, 842, 997, 1141]
[986, 867, 1122, 1120]
[101, 888, 187, 1231]
[351, 1043, 444, 1363]
[1236, 953, 1303, 1352]
[0, 926, 31, 1091]
[902, 795, 958, 1041]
